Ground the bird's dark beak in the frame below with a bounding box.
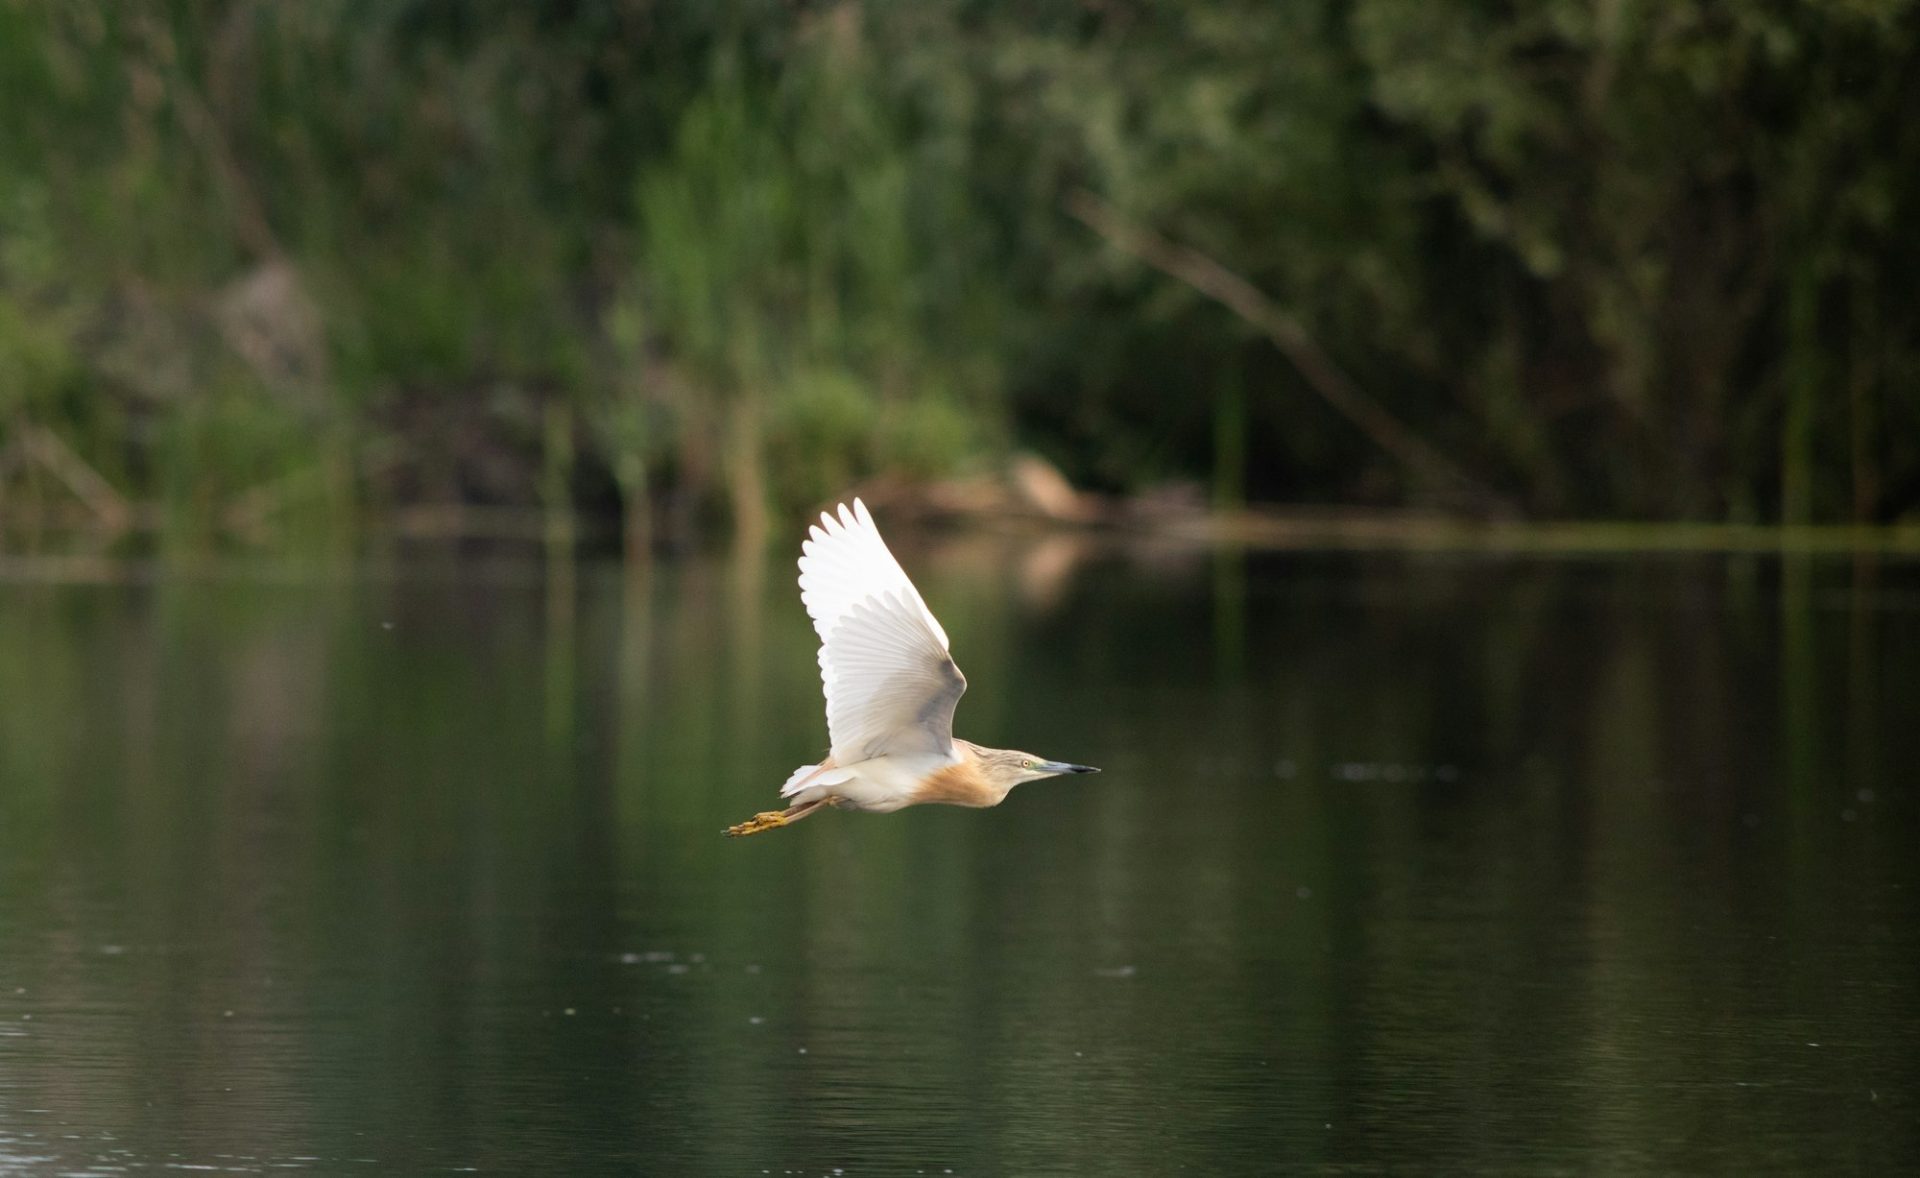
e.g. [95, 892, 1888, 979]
[1041, 761, 1100, 775]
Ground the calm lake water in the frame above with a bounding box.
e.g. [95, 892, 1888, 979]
[1, 536, 1915, 1174]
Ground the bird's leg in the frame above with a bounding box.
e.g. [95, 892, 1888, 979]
[725, 811, 787, 837]
[725, 798, 827, 838]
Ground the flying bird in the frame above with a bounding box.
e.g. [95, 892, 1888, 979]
[726, 499, 1098, 837]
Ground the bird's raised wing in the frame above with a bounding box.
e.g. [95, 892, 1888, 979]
[799, 500, 965, 762]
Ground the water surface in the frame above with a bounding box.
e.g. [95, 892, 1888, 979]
[1, 539, 1915, 1173]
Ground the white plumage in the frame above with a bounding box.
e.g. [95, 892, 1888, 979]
[798, 498, 949, 650]
[725, 496, 1096, 836]
[782, 499, 967, 805]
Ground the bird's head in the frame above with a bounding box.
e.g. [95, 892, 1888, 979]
[975, 745, 1101, 789]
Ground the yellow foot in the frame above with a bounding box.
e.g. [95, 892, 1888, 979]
[725, 810, 788, 838]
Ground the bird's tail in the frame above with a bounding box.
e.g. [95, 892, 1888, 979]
[779, 760, 855, 799]
[724, 761, 857, 836]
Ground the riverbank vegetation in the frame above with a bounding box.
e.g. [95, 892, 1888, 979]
[1, 1, 1915, 553]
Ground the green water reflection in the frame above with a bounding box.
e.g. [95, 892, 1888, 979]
[1, 541, 1915, 1173]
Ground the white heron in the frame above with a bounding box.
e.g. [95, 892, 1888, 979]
[725, 498, 1097, 837]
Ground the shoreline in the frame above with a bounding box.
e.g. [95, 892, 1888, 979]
[4, 497, 1920, 573]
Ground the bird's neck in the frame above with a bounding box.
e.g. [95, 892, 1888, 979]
[914, 743, 1007, 808]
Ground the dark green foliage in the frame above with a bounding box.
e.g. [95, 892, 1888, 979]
[0, 0, 1914, 548]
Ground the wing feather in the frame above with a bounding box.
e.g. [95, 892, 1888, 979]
[799, 499, 950, 650]
[797, 500, 965, 762]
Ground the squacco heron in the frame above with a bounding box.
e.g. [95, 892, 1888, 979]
[725, 499, 1098, 837]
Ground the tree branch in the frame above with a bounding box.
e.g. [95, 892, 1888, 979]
[1066, 189, 1514, 515]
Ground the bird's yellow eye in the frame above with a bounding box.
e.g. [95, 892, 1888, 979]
[1021, 759, 1033, 769]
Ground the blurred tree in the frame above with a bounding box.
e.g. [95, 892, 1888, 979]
[0, 0, 1914, 548]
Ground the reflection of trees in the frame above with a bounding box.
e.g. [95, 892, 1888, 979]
[0, 549, 1913, 1170]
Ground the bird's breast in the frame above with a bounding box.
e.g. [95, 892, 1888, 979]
[908, 757, 1006, 809]
[821, 751, 961, 813]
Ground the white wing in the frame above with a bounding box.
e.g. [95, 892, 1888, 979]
[798, 499, 965, 762]
[799, 499, 950, 649]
